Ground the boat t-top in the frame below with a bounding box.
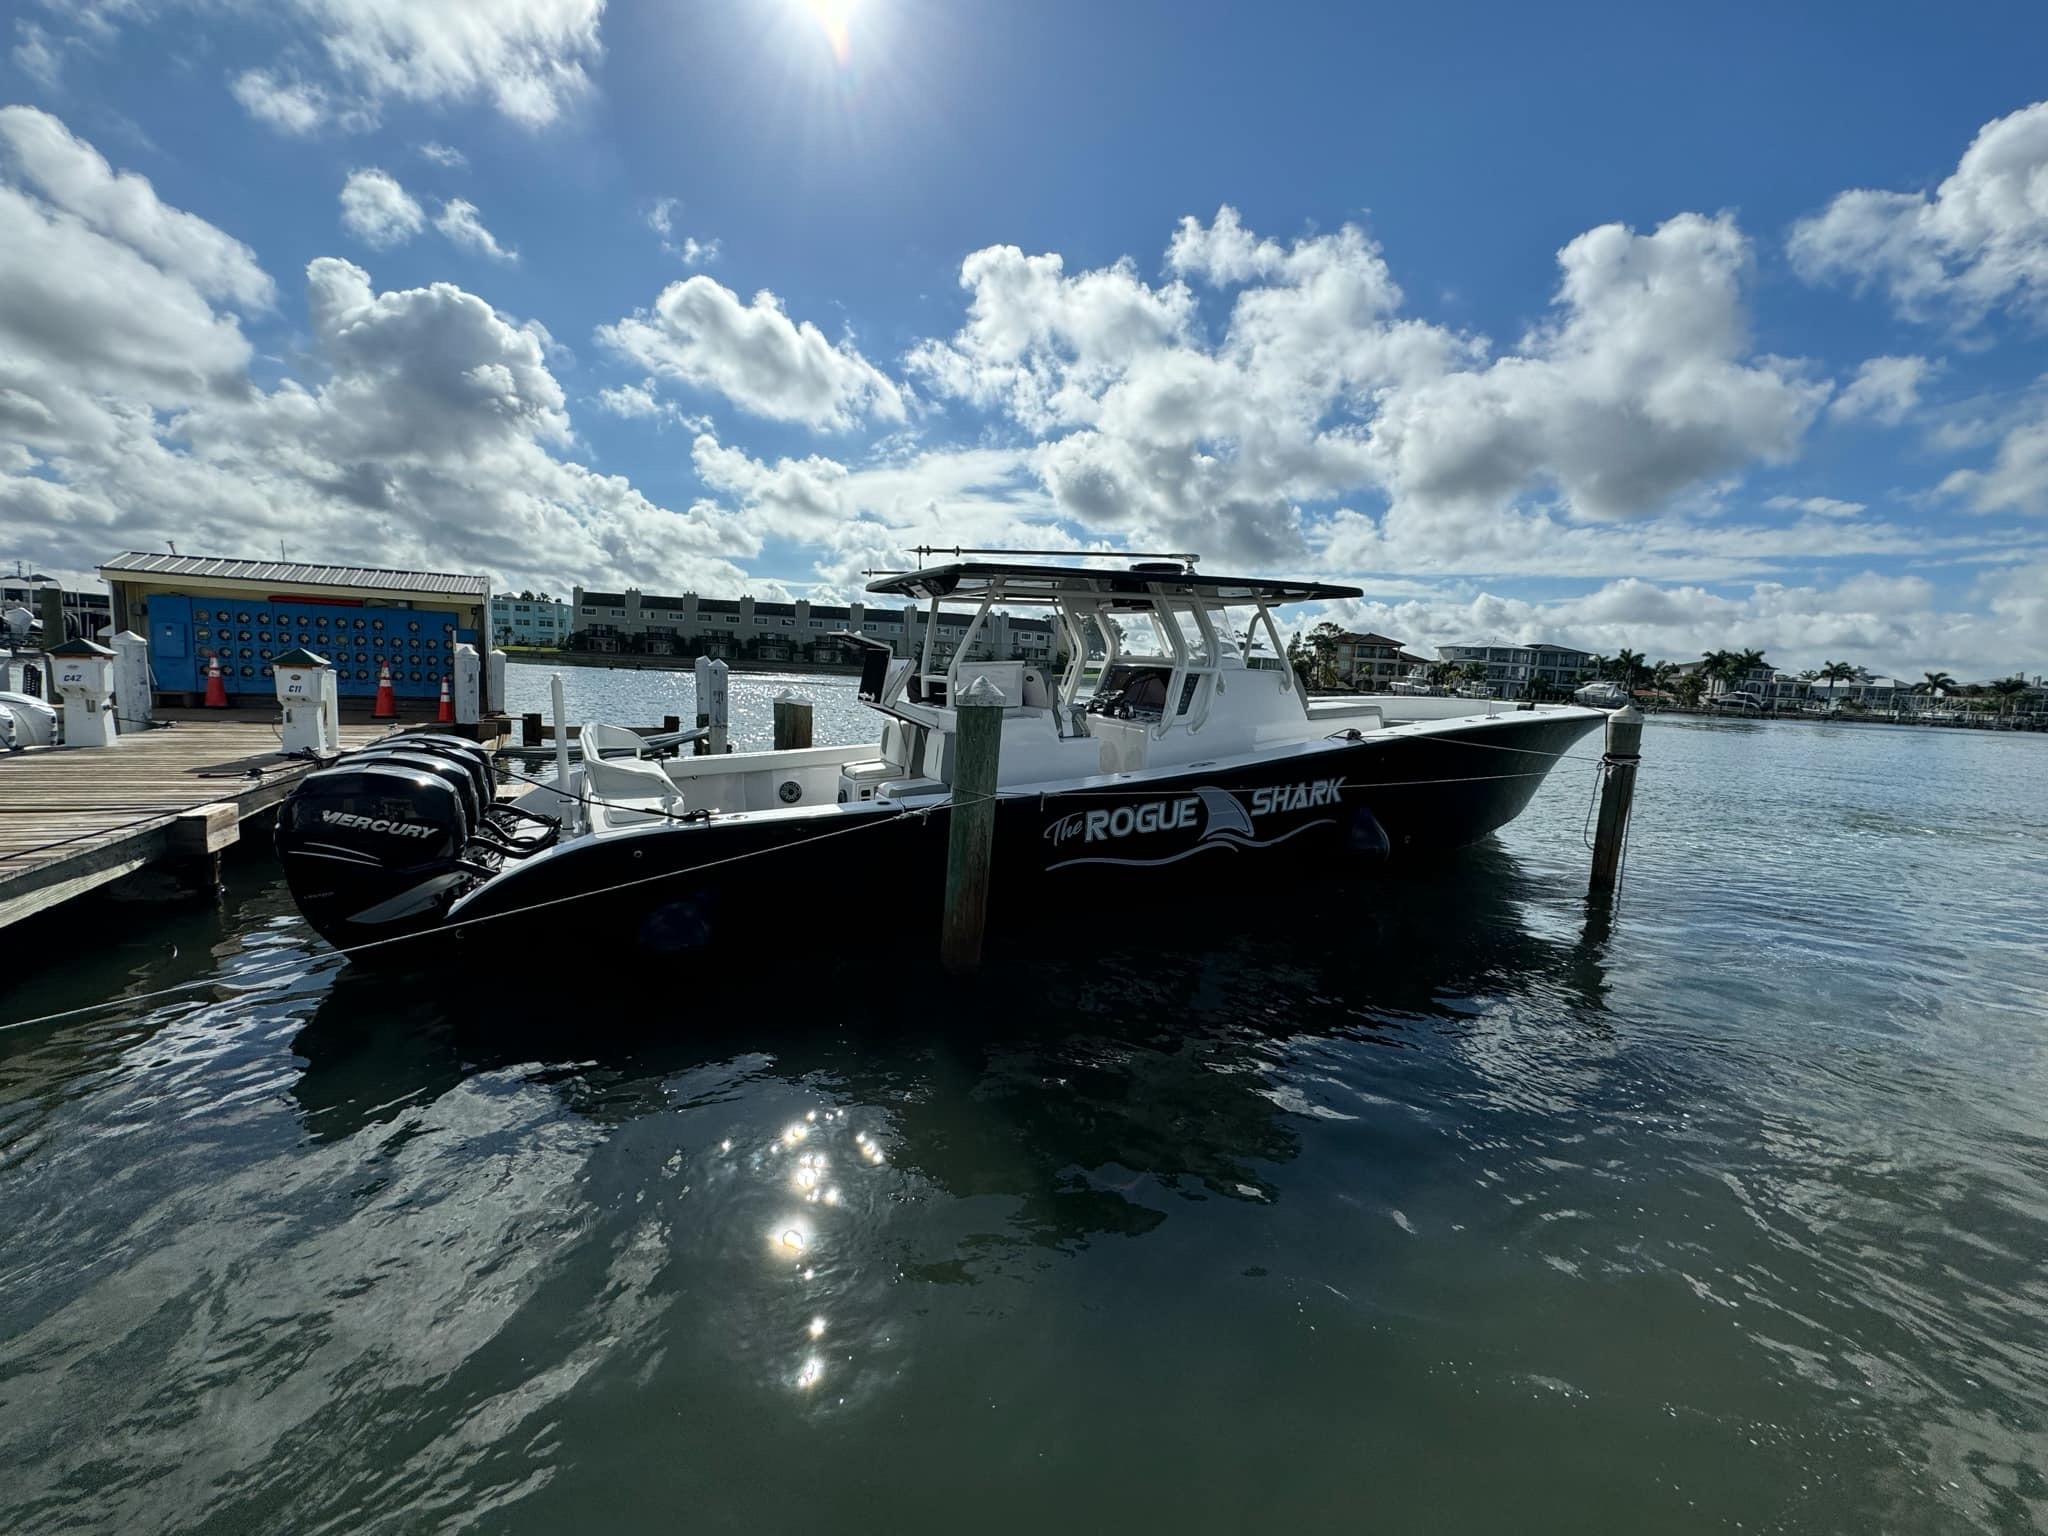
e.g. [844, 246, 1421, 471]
[276, 552, 1606, 961]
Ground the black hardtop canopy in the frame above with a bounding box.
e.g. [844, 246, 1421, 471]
[864, 561, 1362, 607]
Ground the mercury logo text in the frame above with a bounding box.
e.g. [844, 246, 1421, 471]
[321, 810, 437, 839]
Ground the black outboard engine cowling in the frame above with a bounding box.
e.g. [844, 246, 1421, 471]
[275, 762, 475, 955]
[375, 733, 495, 806]
[346, 747, 485, 831]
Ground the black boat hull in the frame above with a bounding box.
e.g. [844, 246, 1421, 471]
[297, 711, 1602, 965]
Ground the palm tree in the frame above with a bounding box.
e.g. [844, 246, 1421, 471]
[1613, 648, 1648, 692]
[1989, 675, 2029, 718]
[1735, 647, 1767, 686]
[1699, 648, 1737, 697]
[1306, 620, 1345, 690]
[1285, 629, 1308, 684]
[1817, 660, 1857, 708]
[1917, 671, 1956, 717]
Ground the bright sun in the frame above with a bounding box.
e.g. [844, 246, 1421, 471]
[799, 0, 859, 65]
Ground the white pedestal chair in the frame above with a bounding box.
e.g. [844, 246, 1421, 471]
[578, 723, 685, 828]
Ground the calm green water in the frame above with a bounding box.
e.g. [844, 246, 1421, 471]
[3, 675, 2046, 1534]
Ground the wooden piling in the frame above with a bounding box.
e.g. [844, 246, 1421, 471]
[706, 660, 729, 754]
[39, 587, 64, 644]
[1589, 703, 1643, 895]
[772, 692, 813, 751]
[523, 711, 544, 747]
[941, 677, 1004, 976]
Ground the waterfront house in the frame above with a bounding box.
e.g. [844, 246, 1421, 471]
[1436, 641, 1597, 699]
[1331, 631, 1424, 690]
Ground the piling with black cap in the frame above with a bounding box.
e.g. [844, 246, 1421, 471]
[1589, 703, 1643, 894]
[941, 676, 1004, 975]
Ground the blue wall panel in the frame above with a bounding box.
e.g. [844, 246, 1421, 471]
[149, 595, 459, 698]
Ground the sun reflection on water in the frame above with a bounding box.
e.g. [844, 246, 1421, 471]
[751, 1105, 896, 1399]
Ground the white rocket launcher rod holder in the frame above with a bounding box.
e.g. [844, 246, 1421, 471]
[49, 640, 119, 749]
[274, 648, 341, 757]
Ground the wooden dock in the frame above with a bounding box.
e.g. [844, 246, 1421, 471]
[0, 712, 429, 929]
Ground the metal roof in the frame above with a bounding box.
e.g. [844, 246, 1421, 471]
[866, 561, 1362, 606]
[99, 552, 488, 596]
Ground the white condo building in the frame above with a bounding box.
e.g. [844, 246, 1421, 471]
[569, 586, 1058, 666]
[489, 594, 572, 647]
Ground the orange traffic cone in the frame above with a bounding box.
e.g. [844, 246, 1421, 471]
[203, 654, 228, 708]
[372, 659, 397, 719]
[436, 676, 454, 722]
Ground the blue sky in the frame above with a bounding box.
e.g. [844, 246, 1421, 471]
[5, 0, 2047, 676]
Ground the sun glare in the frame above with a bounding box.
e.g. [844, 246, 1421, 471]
[800, 0, 858, 65]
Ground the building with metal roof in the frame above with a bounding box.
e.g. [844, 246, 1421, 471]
[98, 551, 494, 709]
[99, 553, 488, 596]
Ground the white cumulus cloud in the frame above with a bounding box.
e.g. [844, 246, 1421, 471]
[435, 197, 516, 262]
[646, 197, 719, 265]
[230, 69, 335, 136]
[1790, 100, 2048, 330]
[598, 276, 906, 430]
[1829, 354, 1932, 425]
[338, 168, 425, 249]
[0, 106, 273, 308]
[1, 111, 752, 596]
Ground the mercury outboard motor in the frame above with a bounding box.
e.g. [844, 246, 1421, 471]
[275, 761, 479, 954]
[350, 733, 556, 854]
[378, 733, 495, 805]
[346, 747, 486, 831]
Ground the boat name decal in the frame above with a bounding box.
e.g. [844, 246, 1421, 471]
[320, 810, 438, 839]
[1044, 777, 1344, 866]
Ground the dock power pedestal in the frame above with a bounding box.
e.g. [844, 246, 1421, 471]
[274, 647, 341, 757]
[49, 638, 119, 749]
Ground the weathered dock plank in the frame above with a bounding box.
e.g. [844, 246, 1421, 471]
[0, 715, 401, 929]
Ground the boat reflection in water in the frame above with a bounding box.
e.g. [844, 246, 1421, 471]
[272, 839, 1617, 1458]
[0, 835, 1619, 1535]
